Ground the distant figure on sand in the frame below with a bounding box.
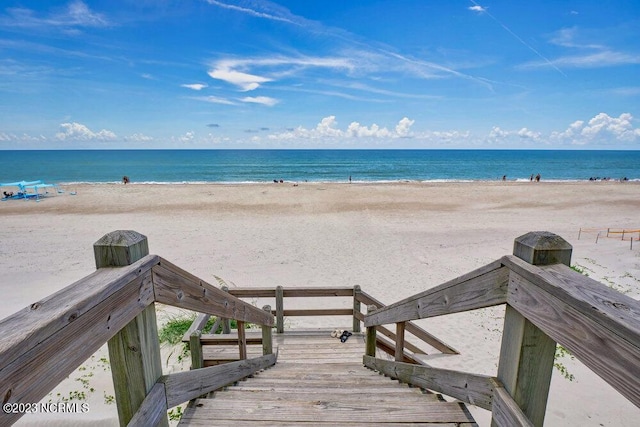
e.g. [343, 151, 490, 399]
[530, 174, 534, 182]
[122, 176, 130, 184]
[502, 175, 506, 181]
[535, 173, 541, 182]
[349, 175, 352, 183]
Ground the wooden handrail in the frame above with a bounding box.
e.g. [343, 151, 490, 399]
[0, 243, 274, 426]
[363, 231, 640, 427]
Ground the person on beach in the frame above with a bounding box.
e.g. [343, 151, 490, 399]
[535, 173, 541, 182]
[502, 175, 506, 181]
[122, 176, 130, 184]
[349, 175, 352, 183]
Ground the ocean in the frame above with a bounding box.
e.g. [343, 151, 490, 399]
[0, 149, 638, 184]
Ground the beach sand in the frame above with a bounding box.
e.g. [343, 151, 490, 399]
[1, 181, 639, 426]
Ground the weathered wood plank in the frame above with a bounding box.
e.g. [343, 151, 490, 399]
[395, 322, 406, 362]
[0, 264, 155, 425]
[108, 304, 165, 427]
[181, 398, 475, 423]
[277, 308, 354, 317]
[227, 288, 276, 298]
[190, 330, 204, 369]
[364, 356, 495, 411]
[211, 391, 438, 403]
[195, 332, 264, 345]
[507, 271, 640, 409]
[365, 260, 508, 326]
[275, 286, 284, 333]
[503, 255, 640, 350]
[355, 294, 458, 354]
[491, 381, 534, 427]
[152, 258, 274, 327]
[181, 313, 211, 342]
[282, 287, 354, 297]
[128, 382, 168, 427]
[0, 254, 158, 370]
[227, 385, 431, 394]
[226, 287, 355, 298]
[160, 353, 276, 408]
[375, 335, 423, 364]
[179, 418, 469, 427]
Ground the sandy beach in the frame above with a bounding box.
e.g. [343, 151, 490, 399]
[1, 181, 639, 426]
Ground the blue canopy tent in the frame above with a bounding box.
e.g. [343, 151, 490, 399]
[1, 180, 63, 201]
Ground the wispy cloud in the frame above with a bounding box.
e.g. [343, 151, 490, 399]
[0, 1, 109, 30]
[526, 27, 640, 69]
[192, 95, 237, 105]
[469, 0, 566, 76]
[207, 56, 354, 91]
[204, 0, 297, 25]
[240, 96, 279, 106]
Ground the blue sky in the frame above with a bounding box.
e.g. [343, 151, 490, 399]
[0, 0, 639, 149]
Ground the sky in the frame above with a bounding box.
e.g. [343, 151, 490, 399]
[0, 0, 639, 150]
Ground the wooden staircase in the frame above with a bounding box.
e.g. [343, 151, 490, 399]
[178, 330, 477, 426]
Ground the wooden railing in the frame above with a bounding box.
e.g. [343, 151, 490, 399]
[184, 285, 459, 367]
[364, 231, 640, 427]
[0, 230, 276, 427]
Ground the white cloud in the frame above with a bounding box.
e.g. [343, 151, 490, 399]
[208, 61, 273, 91]
[177, 131, 195, 143]
[468, 5, 487, 13]
[268, 116, 415, 141]
[552, 113, 640, 144]
[517, 127, 541, 140]
[124, 133, 153, 142]
[181, 83, 208, 91]
[489, 126, 509, 139]
[207, 56, 353, 91]
[240, 96, 279, 106]
[55, 122, 116, 141]
[487, 126, 540, 142]
[395, 117, 414, 137]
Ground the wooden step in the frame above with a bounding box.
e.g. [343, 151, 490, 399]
[211, 390, 440, 403]
[182, 398, 475, 424]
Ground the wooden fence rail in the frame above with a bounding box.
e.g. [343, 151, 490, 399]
[183, 284, 458, 367]
[364, 231, 640, 427]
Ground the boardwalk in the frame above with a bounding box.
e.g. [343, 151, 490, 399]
[179, 330, 477, 426]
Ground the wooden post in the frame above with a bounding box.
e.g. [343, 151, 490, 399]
[353, 285, 362, 333]
[276, 285, 284, 333]
[221, 285, 231, 334]
[94, 230, 168, 427]
[237, 321, 247, 360]
[190, 330, 204, 369]
[495, 231, 572, 427]
[262, 305, 273, 355]
[365, 305, 377, 357]
[395, 322, 406, 362]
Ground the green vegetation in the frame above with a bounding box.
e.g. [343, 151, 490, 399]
[554, 345, 576, 381]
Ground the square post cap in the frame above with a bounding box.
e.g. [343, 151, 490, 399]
[93, 230, 149, 268]
[513, 231, 572, 266]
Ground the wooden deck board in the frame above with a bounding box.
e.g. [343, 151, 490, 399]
[179, 329, 477, 426]
[184, 399, 475, 424]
